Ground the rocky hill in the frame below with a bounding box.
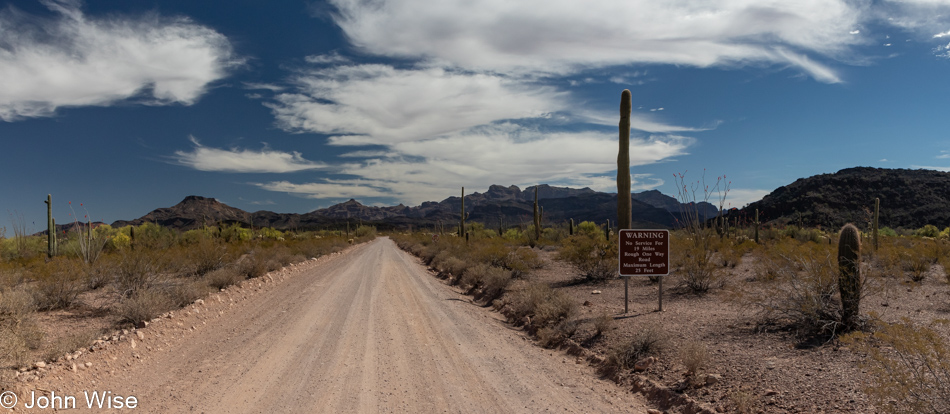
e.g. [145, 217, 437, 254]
[110, 185, 712, 231]
[740, 167, 950, 229]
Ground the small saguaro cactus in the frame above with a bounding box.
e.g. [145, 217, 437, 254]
[460, 187, 466, 237]
[569, 218, 574, 236]
[45, 194, 53, 258]
[838, 223, 862, 330]
[617, 89, 632, 231]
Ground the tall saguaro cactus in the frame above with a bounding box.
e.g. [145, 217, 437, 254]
[44, 194, 53, 258]
[460, 187, 465, 237]
[838, 223, 862, 330]
[617, 89, 632, 231]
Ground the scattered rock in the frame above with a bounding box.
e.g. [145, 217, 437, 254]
[34, 361, 46, 369]
[130, 339, 137, 349]
[136, 320, 149, 329]
[84, 362, 92, 368]
[634, 356, 655, 372]
[583, 300, 592, 307]
[647, 409, 662, 414]
[705, 373, 722, 385]
[765, 389, 778, 396]
[592, 290, 602, 294]
[136, 331, 145, 340]
[70, 363, 77, 373]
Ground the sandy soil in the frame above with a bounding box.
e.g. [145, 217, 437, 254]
[21, 238, 647, 413]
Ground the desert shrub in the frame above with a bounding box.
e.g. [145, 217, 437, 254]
[112, 248, 166, 297]
[459, 264, 511, 302]
[729, 391, 757, 414]
[114, 287, 175, 325]
[537, 319, 578, 348]
[903, 253, 931, 282]
[879, 227, 898, 237]
[939, 256, 950, 284]
[593, 313, 613, 336]
[748, 241, 842, 335]
[558, 234, 616, 282]
[28, 257, 85, 310]
[502, 282, 576, 329]
[678, 340, 710, 377]
[355, 225, 376, 238]
[166, 279, 211, 307]
[220, 223, 252, 243]
[914, 224, 941, 238]
[671, 234, 718, 293]
[842, 318, 950, 414]
[237, 252, 268, 279]
[575, 221, 604, 240]
[0, 287, 42, 368]
[604, 322, 668, 371]
[132, 222, 178, 250]
[502, 228, 525, 242]
[178, 237, 228, 277]
[205, 266, 245, 290]
[507, 247, 543, 278]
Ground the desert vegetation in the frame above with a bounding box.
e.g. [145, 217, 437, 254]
[0, 221, 375, 383]
[393, 213, 950, 413]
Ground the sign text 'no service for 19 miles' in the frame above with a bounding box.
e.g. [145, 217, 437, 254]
[619, 229, 669, 276]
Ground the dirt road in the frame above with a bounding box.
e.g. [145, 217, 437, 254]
[28, 238, 646, 413]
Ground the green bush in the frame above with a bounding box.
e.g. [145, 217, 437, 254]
[558, 234, 616, 281]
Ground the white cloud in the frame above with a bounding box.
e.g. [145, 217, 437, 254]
[938, 151, 950, 159]
[305, 52, 351, 65]
[173, 136, 326, 173]
[0, 0, 238, 121]
[268, 64, 566, 145]
[254, 180, 394, 199]
[256, 123, 690, 205]
[329, 0, 866, 83]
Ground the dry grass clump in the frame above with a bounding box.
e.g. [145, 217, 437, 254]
[671, 234, 718, 293]
[678, 339, 711, 377]
[592, 313, 613, 337]
[114, 287, 175, 326]
[603, 322, 668, 373]
[0, 288, 43, 368]
[112, 248, 167, 297]
[501, 281, 576, 330]
[842, 318, 950, 414]
[204, 266, 245, 290]
[460, 263, 511, 303]
[729, 390, 757, 414]
[28, 257, 85, 310]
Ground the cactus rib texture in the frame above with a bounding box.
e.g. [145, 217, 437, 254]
[617, 89, 632, 231]
[838, 223, 862, 330]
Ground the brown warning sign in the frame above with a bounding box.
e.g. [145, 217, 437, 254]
[618, 229, 669, 276]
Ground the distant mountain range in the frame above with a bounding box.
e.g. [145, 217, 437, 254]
[109, 185, 720, 232]
[740, 167, 950, 230]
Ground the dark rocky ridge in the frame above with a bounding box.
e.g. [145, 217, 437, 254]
[739, 167, 950, 230]
[110, 185, 706, 231]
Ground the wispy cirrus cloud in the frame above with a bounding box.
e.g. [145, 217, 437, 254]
[329, 0, 867, 83]
[173, 136, 326, 173]
[268, 64, 566, 145]
[0, 0, 239, 121]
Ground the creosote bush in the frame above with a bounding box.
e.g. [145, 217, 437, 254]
[842, 318, 950, 414]
[604, 322, 668, 373]
[678, 340, 711, 378]
[558, 227, 616, 282]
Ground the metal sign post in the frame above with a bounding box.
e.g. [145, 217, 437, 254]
[618, 229, 670, 312]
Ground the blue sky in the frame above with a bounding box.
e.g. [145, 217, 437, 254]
[3, 0, 950, 232]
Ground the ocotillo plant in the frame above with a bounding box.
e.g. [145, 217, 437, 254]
[533, 187, 541, 240]
[838, 223, 862, 330]
[460, 187, 465, 237]
[617, 89, 632, 231]
[45, 194, 53, 258]
[873, 198, 880, 252]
